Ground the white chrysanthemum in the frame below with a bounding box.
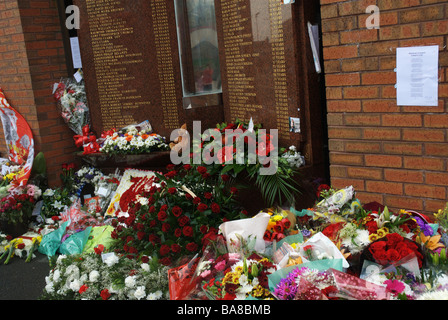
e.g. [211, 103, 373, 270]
[45, 282, 55, 293]
[104, 253, 119, 267]
[134, 286, 146, 300]
[417, 289, 448, 300]
[125, 275, 136, 288]
[147, 292, 158, 300]
[69, 279, 81, 292]
[147, 290, 163, 300]
[52, 270, 61, 282]
[89, 270, 100, 282]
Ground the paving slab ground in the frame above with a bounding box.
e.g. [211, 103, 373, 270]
[0, 252, 51, 300]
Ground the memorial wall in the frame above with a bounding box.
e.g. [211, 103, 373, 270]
[73, 0, 326, 174]
[74, 0, 184, 138]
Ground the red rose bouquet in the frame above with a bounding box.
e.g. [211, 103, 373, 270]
[365, 233, 424, 268]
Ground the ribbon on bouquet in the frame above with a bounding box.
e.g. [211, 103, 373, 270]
[101, 128, 116, 139]
[83, 141, 100, 155]
[73, 124, 96, 148]
[73, 124, 100, 155]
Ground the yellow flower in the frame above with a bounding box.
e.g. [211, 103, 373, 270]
[234, 266, 243, 273]
[286, 256, 303, 267]
[267, 220, 276, 231]
[272, 214, 283, 222]
[376, 228, 389, 238]
[252, 285, 265, 297]
[369, 233, 379, 242]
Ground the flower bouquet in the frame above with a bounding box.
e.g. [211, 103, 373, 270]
[53, 76, 90, 137]
[263, 207, 297, 242]
[272, 265, 337, 300]
[360, 233, 425, 273]
[40, 252, 170, 300]
[112, 164, 246, 266]
[0, 231, 42, 264]
[40, 187, 74, 223]
[198, 249, 278, 300]
[197, 119, 303, 207]
[0, 184, 41, 237]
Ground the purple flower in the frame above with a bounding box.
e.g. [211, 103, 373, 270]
[415, 216, 433, 236]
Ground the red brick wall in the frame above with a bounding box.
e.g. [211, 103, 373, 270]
[0, 0, 77, 186]
[320, 0, 448, 214]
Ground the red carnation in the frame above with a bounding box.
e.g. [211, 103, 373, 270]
[79, 284, 88, 294]
[100, 289, 111, 300]
[168, 187, 177, 194]
[369, 241, 387, 254]
[94, 244, 105, 255]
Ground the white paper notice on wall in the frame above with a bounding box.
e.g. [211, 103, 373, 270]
[70, 37, 83, 69]
[396, 45, 439, 107]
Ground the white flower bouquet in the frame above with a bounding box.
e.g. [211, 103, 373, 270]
[99, 123, 169, 155]
[41, 252, 170, 300]
[281, 145, 305, 169]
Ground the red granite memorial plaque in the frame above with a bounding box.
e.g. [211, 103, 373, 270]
[215, 0, 303, 147]
[74, 0, 184, 138]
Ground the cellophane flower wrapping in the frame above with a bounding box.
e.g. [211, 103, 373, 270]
[168, 254, 201, 300]
[60, 200, 105, 236]
[53, 77, 90, 136]
[192, 235, 279, 300]
[298, 232, 350, 269]
[330, 268, 390, 300]
[219, 212, 271, 255]
[269, 259, 343, 300]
